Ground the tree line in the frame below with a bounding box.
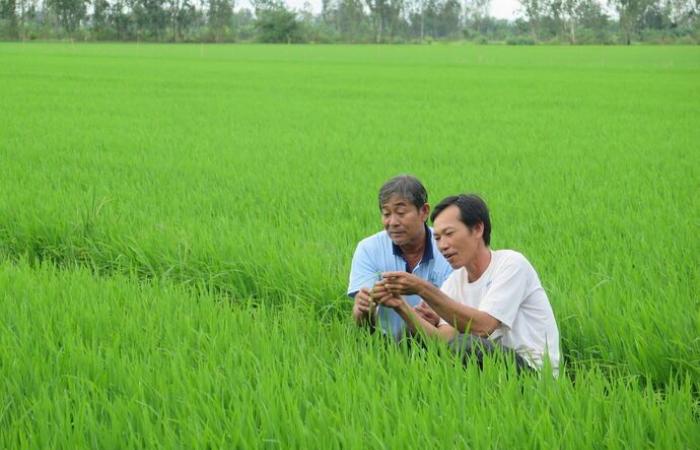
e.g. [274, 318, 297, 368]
[0, 0, 698, 44]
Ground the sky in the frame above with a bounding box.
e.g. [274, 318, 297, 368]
[240, 0, 522, 20]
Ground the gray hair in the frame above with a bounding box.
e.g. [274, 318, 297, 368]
[378, 175, 428, 210]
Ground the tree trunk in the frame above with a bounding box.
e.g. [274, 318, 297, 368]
[569, 19, 576, 44]
[420, 1, 424, 42]
[621, 11, 632, 45]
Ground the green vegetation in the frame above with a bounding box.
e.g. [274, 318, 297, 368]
[0, 0, 698, 44]
[1, 43, 699, 447]
[2, 261, 699, 448]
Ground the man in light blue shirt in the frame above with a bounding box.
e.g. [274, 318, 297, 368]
[349, 175, 453, 341]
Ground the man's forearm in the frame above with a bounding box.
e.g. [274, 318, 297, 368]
[415, 282, 498, 336]
[395, 302, 455, 342]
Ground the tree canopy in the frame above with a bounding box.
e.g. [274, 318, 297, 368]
[0, 0, 698, 43]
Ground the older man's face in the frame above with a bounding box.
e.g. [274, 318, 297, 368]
[381, 195, 429, 248]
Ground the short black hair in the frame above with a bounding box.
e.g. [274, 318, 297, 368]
[431, 194, 491, 246]
[378, 175, 428, 210]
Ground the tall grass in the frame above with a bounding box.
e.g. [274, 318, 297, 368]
[1, 261, 697, 448]
[0, 43, 698, 445]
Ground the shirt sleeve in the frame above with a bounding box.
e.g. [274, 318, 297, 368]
[478, 256, 530, 330]
[347, 241, 380, 298]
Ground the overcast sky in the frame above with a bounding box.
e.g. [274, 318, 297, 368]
[239, 0, 522, 20]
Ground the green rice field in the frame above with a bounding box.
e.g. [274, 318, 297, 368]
[1, 43, 699, 447]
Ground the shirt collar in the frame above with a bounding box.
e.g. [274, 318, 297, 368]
[391, 224, 434, 263]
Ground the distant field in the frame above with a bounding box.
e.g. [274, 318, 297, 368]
[1, 43, 699, 447]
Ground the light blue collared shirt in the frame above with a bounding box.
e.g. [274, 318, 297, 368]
[348, 226, 453, 341]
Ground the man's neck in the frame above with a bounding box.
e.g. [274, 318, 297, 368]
[398, 228, 427, 265]
[466, 246, 492, 283]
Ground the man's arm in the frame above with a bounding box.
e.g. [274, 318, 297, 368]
[372, 285, 456, 341]
[383, 272, 500, 337]
[415, 301, 441, 327]
[395, 301, 457, 341]
[419, 283, 500, 336]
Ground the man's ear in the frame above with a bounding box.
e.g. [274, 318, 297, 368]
[473, 221, 484, 238]
[419, 203, 430, 222]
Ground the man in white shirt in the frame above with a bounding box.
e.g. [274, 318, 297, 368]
[371, 194, 560, 376]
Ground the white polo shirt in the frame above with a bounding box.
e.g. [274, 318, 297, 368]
[440, 249, 560, 376]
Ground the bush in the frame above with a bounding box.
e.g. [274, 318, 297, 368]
[506, 36, 536, 45]
[0, 19, 19, 40]
[575, 28, 615, 45]
[676, 35, 698, 45]
[640, 29, 675, 44]
[255, 8, 306, 43]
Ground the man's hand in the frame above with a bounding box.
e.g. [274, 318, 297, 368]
[415, 301, 441, 327]
[382, 271, 428, 296]
[352, 288, 374, 325]
[371, 281, 405, 310]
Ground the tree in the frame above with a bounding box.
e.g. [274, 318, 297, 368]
[92, 0, 109, 36]
[208, 0, 234, 41]
[557, 0, 579, 42]
[0, 0, 19, 38]
[129, 0, 168, 39]
[108, 0, 134, 40]
[577, 0, 608, 28]
[609, 0, 655, 44]
[233, 7, 255, 40]
[365, 0, 404, 42]
[418, 0, 440, 38]
[544, 0, 565, 39]
[464, 0, 491, 36]
[438, 0, 461, 37]
[253, 0, 303, 42]
[46, 0, 89, 33]
[337, 0, 367, 41]
[519, 0, 545, 39]
[639, 0, 672, 29]
[416, 0, 425, 39]
[561, 0, 574, 41]
[667, 0, 699, 27]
